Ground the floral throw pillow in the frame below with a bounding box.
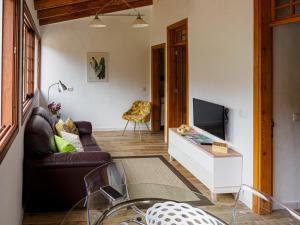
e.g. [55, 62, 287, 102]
[61, 131, 83, 152]
[65, 118, 79, 135]
[55, 119, 71, 137]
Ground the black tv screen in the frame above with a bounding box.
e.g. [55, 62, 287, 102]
[193, 98, 226, 140]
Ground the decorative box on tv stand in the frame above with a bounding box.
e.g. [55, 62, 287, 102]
[212, 142, 228, 154]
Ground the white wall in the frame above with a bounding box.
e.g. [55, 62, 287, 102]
[151, 0, 254, 187]
[273, 22, 300, 208]
[0, 0, 40, 224]
[40, 7, 151, 130]
[0, 98, 39, 225]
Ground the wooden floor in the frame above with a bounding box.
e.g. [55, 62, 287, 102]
[21, 131, 239, 225]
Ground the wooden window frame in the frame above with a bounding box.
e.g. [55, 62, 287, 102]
[22, 21, 35, 111]
[0, 0, 21, 163]
[271, 0, 300, 26]
[22, 2, 40, 123]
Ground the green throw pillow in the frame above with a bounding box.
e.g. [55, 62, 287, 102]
[54, 135, 77, 153]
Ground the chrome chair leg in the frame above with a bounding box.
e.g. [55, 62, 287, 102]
[122, 121, 129, 136]
[145, 122, 151, 135]
[138, 123, 142, 140]
[131, 205, 146, 217]
[119, 218, 146, 225]
[83, 196, 87, 207]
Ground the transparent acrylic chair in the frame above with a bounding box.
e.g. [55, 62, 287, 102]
[231, 184, 300, 225]
[84, 161, 127, 224]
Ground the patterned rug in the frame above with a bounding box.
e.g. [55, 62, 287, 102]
[114, 155, 213, 206]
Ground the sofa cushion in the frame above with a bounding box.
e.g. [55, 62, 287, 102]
[55, 135, 77, 153]
[31, 106, 57, 128]
[65, 118, 79, 135]
[61, 131, 83, 152]
[55, 119, 71, 136]
[25, 112, 58, 158]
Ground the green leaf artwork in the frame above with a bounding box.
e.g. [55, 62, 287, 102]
[89, 56, 106, 80]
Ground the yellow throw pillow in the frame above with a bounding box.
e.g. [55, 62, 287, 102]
[65, 118, 79, 135]
[55, 119, 70, 137]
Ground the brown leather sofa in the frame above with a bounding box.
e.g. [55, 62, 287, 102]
[23, 107, 111, 212]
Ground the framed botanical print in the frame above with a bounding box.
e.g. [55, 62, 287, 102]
[87, 52, 108, 82]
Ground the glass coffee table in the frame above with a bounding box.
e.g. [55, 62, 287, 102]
[61, 183, 228, 225]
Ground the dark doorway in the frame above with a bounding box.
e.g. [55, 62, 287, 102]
[167, 19, 189, 129]
[151, 44, 166, 133]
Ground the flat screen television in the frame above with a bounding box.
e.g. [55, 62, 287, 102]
[193, 98, 226, 140]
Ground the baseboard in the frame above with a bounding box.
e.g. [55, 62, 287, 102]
[93, 126, 149, 132]
[281, 200, 300, 209]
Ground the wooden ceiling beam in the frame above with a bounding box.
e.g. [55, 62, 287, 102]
[38, 0, 151, 19]
[38, 0, 106, 19]
[39, 0, 152, 25]
[34, 0, 91, 11]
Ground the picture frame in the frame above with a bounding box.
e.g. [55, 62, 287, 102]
[87, 52, 108, 82]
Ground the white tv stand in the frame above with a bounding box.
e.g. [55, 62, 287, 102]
[168, 128, 242, 201]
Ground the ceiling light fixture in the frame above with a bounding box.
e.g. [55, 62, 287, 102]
[89, 0, 149, 28]
[132, 13, 149, 28]
[89, 14, 107, 28]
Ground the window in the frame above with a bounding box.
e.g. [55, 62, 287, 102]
[174, 27, 187, 43]
[0, 0, 20, 162]
[22, 19, 35, 110]
[271, 0, 300, 25]
[22, 2, 40, 120]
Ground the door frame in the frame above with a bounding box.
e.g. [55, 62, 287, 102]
[167, 18, 189, 136]
[151, 43, 166, 135]
[253, 0, 273, 207]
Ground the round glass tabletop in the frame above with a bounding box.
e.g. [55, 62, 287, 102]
[61, 183, 228, 225]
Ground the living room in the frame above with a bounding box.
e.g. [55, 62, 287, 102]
[0, 0, 300, 225]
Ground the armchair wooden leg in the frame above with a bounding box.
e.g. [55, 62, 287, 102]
[122, 121, 129, 136]
[134, 122, 136, 132]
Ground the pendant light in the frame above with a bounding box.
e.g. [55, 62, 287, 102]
[89, 14, 107, 28]
[132, 13, 149, 28]
[89, 0, 149, 29]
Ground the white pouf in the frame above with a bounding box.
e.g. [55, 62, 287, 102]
[146, 201, 219, 225]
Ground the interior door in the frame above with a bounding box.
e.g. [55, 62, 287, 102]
[174, 45, 187, 127]
[151, 44, 165, 133]
[167, 19, 188, 132]
[151, 48, 161, 132]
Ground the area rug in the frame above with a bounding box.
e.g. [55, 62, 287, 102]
[114, 155, 213, 206]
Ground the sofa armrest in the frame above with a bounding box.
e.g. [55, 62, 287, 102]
[28, 151, 111, 169]
[74, 121, 92, 135]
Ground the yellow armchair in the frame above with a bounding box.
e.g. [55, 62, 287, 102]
[122, 100, 152, 139]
